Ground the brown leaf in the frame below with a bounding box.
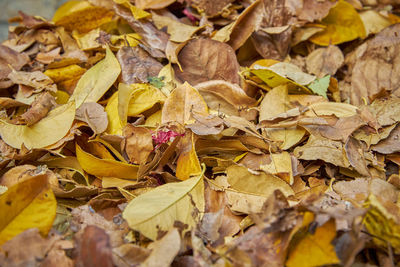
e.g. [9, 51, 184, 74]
[75, 102, 109, 134]
[19, 92, 56, 126]
[114, 4, 168, 58]
[0, 228, 71, 267]
[0, 45, 29, 88]
[195, 80, 257, 116]
[75, 225, 114, 267]
[296, 0, 336, 22]
[294, 135, 350, 167]
[122, 125, 153, 165]
[250, 0, 294, 60]
[8, 70, 57, 93]
[306, 45, 344, 78]
[371, 124, 400, 154]
[174, 38, 241, 85]
[117, 46, 163, 84]
[189, 0, 235, 17]
[345, 137, 370, 177]
[345, 24, 400, 105]
[141, 228, 181, 267]
[12, 11, 54, 29]
[161, 82, 208, 125]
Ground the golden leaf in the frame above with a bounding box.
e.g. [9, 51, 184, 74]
[123, 170, 205, 240]
[0, 175, 56, 245]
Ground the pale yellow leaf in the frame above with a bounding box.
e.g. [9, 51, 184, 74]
[0, 175, 56, 245]
[0, 102, 75, 149]
[123, 170, 205, 240]
[69, 46, 121, 108]
[76, 144, 138, 179]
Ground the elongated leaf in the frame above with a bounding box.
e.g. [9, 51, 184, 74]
[70, 46, 121, 108]
[76, 144, 138, 179]
[123, 170, 205, 240]
[53, 0, 114, 33]
[0, 102, 75, 149]
[0, 175, 56, 245]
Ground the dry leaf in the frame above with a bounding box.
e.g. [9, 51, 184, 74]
[174, 38, 241, 85]
[123, 171, 204, 240]
[0, 102, 75, 149]
[306, 45, 344, 78]
[19, 92, 56, 126]
[0, 175, 56, 245]
[122, 125, 153, 165]
[70, 46, 121, 108]
[161, 82, 208, 125]
[116, 46, 163, 84]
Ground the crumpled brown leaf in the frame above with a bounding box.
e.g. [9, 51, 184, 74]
[0, 45, 29, 88]
[174, 38, 241, 85]
[8, 69, 57, 94]
[75, 102, 108, 135]
[122, 124, 153, 165]
[250, 0, 295, 60]
[116, 46, 163, 84]
[114, 4, 168, 58]
[306, 45, 344, 78]
[344, 24, 400, 105]
[75, 225, 114, 267]
[18, 92, 56, 126]
[371, 124, 400, 154]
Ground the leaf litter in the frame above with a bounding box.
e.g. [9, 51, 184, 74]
[0, 0, 400, 266]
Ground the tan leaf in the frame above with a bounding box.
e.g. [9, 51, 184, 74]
[122, 125, 153, 165]
[162, 82, 208, 125]
[174, 38, 240, 85]
[19, 92, 56, 126]
[75, 102, 108, 134]
[116, 46, 163, 84]
[294, 135, 350, 168]
[195, 80, 257, 116]
[306, 45, 344, 78]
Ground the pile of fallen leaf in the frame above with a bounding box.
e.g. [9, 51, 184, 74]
[0, 0, 400, 266]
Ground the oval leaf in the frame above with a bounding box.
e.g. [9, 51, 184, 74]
[0, 175, 57, 245]
[0, 101, 75, 149]
[123, 171, 205, 240]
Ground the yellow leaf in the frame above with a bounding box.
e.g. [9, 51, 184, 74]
[105, 92, 123, 135]
[363, 194, 400, 253]
[144, 110, 162, 127]
[72, 28, 102, 50]
[259, 85, 305, 150]
[162, 82, 208, 125]
[176, 132, 202, 180]
[151, 12, 203, 43]
[113, 0, 151, 20]
[110, 33, 141, 48]
[53, 0, 114, 33]
[286, 219, 340, 267]
[0, 102, 75, 149]
[260, 152, 294, 185]
[76, 144, 138, 179]
[127, 84, 166, 116]
[44, 64, 86, 83]
[69, 46, 121, 108]
[304, 102, 358, 117]
[309, 0, 366, 46]
[0, 175, 56, 245]
[360, 10, 392, 36]
[123, 169, 205, 240]
[224, 165, 294, 214]
[118, 83, 136, 126]
[135, 0, 176, 10]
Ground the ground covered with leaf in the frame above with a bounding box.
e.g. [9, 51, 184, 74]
[0, 0, 400, 266]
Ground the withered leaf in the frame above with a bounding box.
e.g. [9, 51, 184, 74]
[174, 38, 241, 85]
[19, 92, 56, 126]
[371, 124, 400, 154]
[306, 45, 344, 78]
[75, 102, 108, 134]
[8, 70, 57, 93]
[117, 46, 163, 84]
[0, 45, 29, 88]
[294, 135, 350, 168]
[122, 125, 153, 165]
[114, 4, 168, 58]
